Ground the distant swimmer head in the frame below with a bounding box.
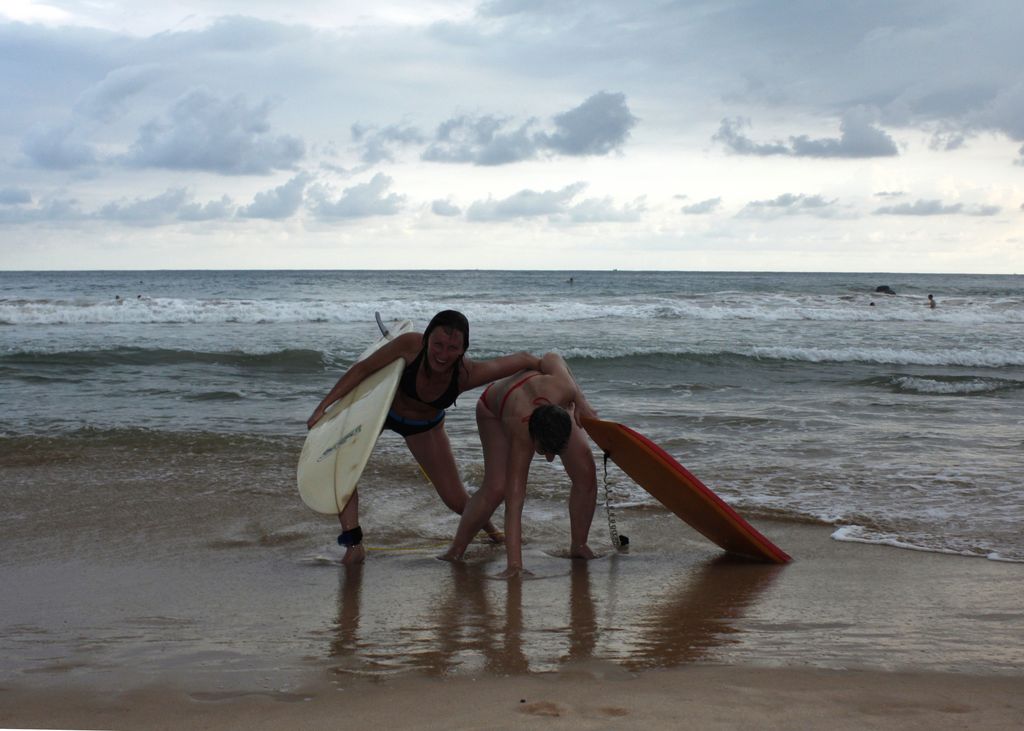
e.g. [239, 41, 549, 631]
[424, 309, 469, 351]
[529, 404, 572, 458]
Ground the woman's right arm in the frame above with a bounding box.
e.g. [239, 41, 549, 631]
[306, 332, 419, 429]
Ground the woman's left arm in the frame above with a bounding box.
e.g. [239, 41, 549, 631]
[461, 351, 542, 390]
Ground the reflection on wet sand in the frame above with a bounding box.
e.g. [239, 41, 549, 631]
[563, 561, 598, 663]
[622, 557, 784, 670]
[328, 564, 363, 673]
[327, 554, 782, 676]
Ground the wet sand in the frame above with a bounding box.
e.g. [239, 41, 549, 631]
[3, 664, 1023, 730]
[2, 521, 1023, 729]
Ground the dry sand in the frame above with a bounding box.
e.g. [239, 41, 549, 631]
[2, 665, 1023, 730]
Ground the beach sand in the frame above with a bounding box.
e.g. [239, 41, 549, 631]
[2, 522, 1023, 730]
[3, 664, 1023, 730]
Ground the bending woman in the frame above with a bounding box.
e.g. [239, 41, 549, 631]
[307, 310, 542, 565]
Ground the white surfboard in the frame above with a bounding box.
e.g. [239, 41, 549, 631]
[297, 317, 413, 514]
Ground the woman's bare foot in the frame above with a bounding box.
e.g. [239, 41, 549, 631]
[570, 543, 595, 560]
[438, 545, 464, 562]
[483, 524, 505, 544]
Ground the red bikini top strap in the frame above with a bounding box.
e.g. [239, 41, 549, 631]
[498, 372, 542, 418]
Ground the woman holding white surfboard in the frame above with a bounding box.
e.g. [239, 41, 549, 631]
[307, 310, 544, 565]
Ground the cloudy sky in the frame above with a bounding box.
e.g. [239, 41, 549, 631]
[2, 1, 1022, 272]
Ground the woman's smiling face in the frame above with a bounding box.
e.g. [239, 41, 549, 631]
[426, 327, 465, 371]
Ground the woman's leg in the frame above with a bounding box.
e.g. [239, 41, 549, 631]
[559, 426, 597, 559]
[441, 402, 510, 559]
[405, 423, 503, 541]
[337, 488, 365, 565]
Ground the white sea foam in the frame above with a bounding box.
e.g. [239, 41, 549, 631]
[889, 375, 1014, 395]
[831, 526, 1024, 563]
[3, 293, 1023, 326]
[751, 345, 1024, 368]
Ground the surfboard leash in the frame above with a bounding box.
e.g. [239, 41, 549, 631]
[601, 452, 629, 550]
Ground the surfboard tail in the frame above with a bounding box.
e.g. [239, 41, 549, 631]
[582, 416, 791, 564]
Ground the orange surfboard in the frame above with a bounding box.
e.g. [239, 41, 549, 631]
[582, 416, 791, 564]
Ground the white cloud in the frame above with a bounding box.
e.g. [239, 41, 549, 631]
[466, 182, 586, 221]
[124, 90, 305, 174]
[22, 121, 98, 169]
[461, 182, 641, 223]
[681, 197, 722, 215]
[2, 2, 1023, 271]
[179, 195, 235, 221]
[423, 114, 537, 165]
[0, 197, 84, 224]
[239, 173, 310, 219]
[420, 92, 637, 166]
[874, 199, 1002, 217]
[537, 91, 638, 156]
[97, 188, 191, 225]
[739, 194, 839, 218]
[431, 199, 461, 217]
[566, 195, 645, 223]
[309, 173, 406, 219]
[352, 122, 427, 164]
[73, 64, 161, 123]
[0, 187, 32, 205]
[716, 110, 898, 159]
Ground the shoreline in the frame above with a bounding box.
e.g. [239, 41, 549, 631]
[2, 521, 1023, 729]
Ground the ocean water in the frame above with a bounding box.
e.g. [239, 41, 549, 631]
[2, 268, 1023, 567]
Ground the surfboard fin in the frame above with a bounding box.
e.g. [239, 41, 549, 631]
[375, 311, 389, 337]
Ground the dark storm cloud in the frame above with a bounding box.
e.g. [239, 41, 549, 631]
[124, 91, 304, 175]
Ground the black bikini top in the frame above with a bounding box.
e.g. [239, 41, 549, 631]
[398, 349, 461, 410]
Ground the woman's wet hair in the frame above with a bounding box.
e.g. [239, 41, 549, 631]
[528, 404, 572, 455]
[423, 310, 469, 351]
